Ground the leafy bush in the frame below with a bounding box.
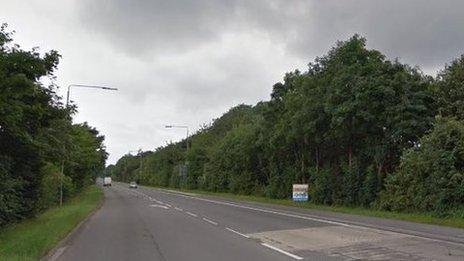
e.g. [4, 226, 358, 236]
[36, 163, 74, 211]
[359, 166, 380, 207]
[0, 160, 25, 226]
[379, 118, 464, 215]
[310, 168, 332, 204]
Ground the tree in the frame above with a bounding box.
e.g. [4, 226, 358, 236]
[107, 34, 461, 217]
[379, 117, 464, 215]
[0, 24, 61, 225]
[435, 55, 464, 120]
[0, 24, 107, 226]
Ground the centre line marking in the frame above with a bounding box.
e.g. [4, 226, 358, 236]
[149, 204, 169, 209]
[174, 207, 183, 211]
[186, 211, 198, 217]
[261, 243, 303, 260]
[202, 217, 218, 225]
[225, 227, 249, 238]
[164, 203, 172, 207]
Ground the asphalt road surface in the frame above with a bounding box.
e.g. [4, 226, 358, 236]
[50, 183, 464, 261]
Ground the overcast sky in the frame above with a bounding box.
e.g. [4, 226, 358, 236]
[2, 0, 464, 164]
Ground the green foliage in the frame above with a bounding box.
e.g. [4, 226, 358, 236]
[435, 55, 464, 120]
[310, 168, 332, 204]
[36, 163, 62, 211]
[359, 166, 380, 207]
[0, 162, 25, 225]
[109, 34, 464, 217]
[0, 186, 102, 260]
[379, 117, 464, 215]
[0, 24, 106, 227]
[341, 160, 363, 205]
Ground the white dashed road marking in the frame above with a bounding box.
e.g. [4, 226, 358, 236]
[120, 184, 306, 260]
[149, 204, 169, 209]
[186, 211, 198, 217]
[202, 217, 218, 225]
[156, 188, 464, 247]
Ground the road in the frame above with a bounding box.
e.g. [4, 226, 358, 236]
[50, 183, 464, 261]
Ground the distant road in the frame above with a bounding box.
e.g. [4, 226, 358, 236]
[51, 183, 464, 261]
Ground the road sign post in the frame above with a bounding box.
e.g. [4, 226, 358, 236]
[292, 184, 309, 201]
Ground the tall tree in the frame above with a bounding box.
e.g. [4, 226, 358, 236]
[435, 55, 464, 120]
[0, 24, 107, 226]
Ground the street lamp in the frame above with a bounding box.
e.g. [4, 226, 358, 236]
[66, 84, 118, 107]
[165, 125, 190, 178]
[165, 125, 189, 150]
[60, 84, 118, 206]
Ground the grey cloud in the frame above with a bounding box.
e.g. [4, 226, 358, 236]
[78, 0, 248, 57]
[77, 0, 464, 71]
[298, 0, 464, 71]
[155, 51, 282, 114]
[20, 0, 461, 163]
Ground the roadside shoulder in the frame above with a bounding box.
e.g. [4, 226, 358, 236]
[42, 191, 105, 261]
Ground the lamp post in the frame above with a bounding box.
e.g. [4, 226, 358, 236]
[165, 125, 189, 178]
[66, 84, 118, 107]
[165, 125, 189, 150]
[60, 84, 118, 206]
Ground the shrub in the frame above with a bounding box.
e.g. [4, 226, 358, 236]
[379, 117, 464, 214]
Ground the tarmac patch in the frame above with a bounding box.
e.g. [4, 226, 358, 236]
[248, 226, 464, 260]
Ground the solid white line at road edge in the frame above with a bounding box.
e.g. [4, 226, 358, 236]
[157, 189, 358, 228]
[49, 247, 67, 261]
[155, 188, 464, 247]
[261, 243, 303, 260]
[225, 227, 250, 238]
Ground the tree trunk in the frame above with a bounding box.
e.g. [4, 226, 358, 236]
[377, 162, 383, 175]
[348, 145, 353, 168]
[315, 146, 320, 171]
[301, 152, 306, 183]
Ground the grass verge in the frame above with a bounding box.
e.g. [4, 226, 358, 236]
[159, 186, 464, 229]
[0, 185, 103, 261]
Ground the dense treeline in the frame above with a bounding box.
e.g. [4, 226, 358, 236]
[0, 25, 107, 227]
[109, 35, 464, 216]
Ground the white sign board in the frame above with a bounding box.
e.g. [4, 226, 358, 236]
[292, 184, 308, 201]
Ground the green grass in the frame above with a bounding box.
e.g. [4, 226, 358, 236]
[160, 187, 464, 229]
[0, 185, 103, 261]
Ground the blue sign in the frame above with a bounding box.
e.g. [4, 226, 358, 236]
[292, 184, 309, 201]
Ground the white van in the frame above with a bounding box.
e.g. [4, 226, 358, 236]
[103, 177, 112, 186]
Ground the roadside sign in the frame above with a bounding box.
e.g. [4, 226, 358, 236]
[178, 164, 187, 177]
[292, 184, 308, 201]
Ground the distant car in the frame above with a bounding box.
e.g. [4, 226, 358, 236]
[103, 177, 112, 186]
[129, 182, 138, 188]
